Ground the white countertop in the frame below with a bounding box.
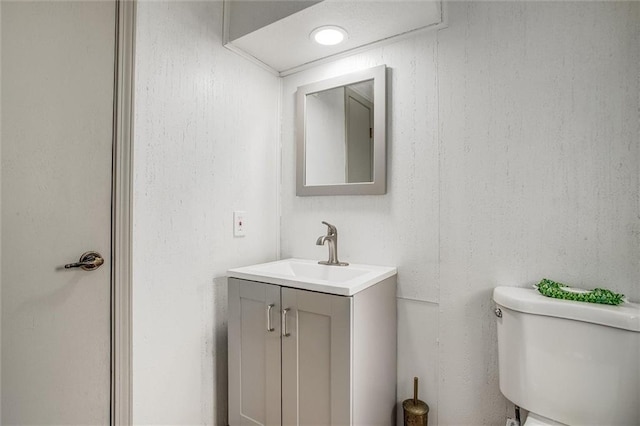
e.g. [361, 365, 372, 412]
[227, 258, 397, 296]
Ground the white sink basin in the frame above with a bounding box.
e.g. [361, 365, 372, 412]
[227, 258, 397, 296]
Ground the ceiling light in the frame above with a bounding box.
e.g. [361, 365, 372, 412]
[310, 26, 348, 46]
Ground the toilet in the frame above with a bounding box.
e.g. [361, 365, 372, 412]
[493, 286, 640, 426]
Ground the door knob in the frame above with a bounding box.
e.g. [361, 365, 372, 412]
[64, 251, 105, 271]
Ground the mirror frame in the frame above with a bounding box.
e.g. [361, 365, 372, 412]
[296, 65, 387, 196]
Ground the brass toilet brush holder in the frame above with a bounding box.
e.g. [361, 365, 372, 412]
[402, 377, 429, 426]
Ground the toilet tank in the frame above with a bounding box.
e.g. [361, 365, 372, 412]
[493, 287, 640, 426]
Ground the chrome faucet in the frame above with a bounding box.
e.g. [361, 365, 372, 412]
[316, 221, 349, 266]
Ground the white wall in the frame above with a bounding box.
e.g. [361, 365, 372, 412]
[281, 2, 639, 425]
[438, 3, 639, 423]
[133, 1, 280, 424]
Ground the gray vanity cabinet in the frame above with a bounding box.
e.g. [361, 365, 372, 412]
[281, 287, 352, 425]
[228, 279, 283, 425]
[227, 276, 397, 426]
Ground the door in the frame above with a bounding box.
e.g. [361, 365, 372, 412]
[2, 1, 116, 424]
[228, 278, 282, 426]
[281, 288, 352, 426]
[345, 88, 373, 183]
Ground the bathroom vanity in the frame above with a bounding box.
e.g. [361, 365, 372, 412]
[227, 259, 397, 426]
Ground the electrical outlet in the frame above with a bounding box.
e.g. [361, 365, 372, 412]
[233, 211, 246, 237]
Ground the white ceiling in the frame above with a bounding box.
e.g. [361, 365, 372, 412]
[225, 0, 443, 75]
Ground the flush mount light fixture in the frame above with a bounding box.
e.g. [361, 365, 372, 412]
[310, 26, 348, 46]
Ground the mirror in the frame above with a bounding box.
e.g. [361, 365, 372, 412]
[296, 65, 386, 196]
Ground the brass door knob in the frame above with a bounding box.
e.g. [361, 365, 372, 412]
[64, 251, 105, 271]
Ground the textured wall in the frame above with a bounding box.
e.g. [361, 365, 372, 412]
[281, 2, 639, 425]
[133, 1, 280, 424]
[438, 3, 639, 424]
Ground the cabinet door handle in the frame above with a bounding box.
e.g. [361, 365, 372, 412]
[266, 304, 275, 332]
[282, 308, 291, 337]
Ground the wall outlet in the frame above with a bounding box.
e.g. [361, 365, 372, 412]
[233, 211, 246, 237]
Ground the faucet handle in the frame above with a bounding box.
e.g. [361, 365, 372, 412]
[321, 221, 337, 235]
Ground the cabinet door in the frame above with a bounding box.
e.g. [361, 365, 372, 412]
[281, 288, 352, 426]
[228, 278, 282, 426]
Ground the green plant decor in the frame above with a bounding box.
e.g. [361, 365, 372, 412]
[536, 278, 625, 306]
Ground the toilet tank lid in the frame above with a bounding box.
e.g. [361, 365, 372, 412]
[493, 286, 640, 332]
